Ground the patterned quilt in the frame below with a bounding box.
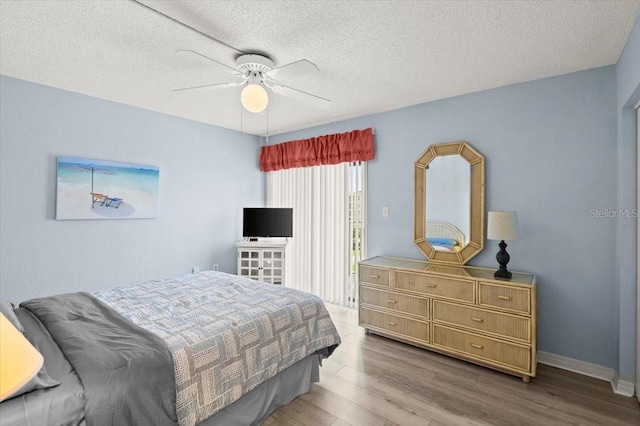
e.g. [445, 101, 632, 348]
[93, 271, 341, 426]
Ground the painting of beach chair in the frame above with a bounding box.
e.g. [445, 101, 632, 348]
[91, 193, 108, 208]
[105, 197, 123, 208]
[58, 157, 158, 220]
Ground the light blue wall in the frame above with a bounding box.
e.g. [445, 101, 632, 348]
[0, 76, 263, 304]
[615, 14, 639, 380]
[265, 66, 621, 370]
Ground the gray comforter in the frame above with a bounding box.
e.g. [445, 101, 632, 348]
[21, 292, 178, 426]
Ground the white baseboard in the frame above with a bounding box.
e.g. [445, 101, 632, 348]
[537, 351, 635, 397]
[612, 372, 636, 397]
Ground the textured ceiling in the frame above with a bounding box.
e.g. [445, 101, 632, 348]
[1, 0, 639, 136]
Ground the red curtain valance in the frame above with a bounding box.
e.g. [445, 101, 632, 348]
[259, 128, 374, 172]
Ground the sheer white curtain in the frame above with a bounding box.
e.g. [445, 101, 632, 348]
[267, 163, 349, 305]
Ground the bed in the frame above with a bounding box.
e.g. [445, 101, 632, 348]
[0, 270, 341, 426]
[425, 220, 465, 251]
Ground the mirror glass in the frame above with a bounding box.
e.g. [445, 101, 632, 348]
[414, 141, 484, 265]
[425, 155, 471, 250]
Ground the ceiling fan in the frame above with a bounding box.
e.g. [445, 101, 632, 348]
[174, 49, 331, 113]
[127, 1, 330, 114]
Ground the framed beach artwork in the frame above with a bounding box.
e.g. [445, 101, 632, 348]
[56, 156, 159, 220]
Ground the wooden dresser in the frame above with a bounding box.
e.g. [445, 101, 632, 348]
[358, 256, 537, 382]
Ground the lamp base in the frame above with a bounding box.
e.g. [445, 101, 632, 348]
[494, 240, 512, 280]
[494, 268, 513, 280]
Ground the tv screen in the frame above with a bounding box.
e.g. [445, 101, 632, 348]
[243, 208, 293, 238]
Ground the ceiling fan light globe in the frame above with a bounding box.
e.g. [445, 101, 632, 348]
[241, 84, 268, 113]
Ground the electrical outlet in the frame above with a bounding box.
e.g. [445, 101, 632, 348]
[192, 266, 200, 273]
[382, 207, 389, 217]
[212, 264, 219, 271]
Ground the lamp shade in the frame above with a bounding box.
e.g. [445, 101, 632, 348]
[487, 211, 520, 241]
[0, 313, 43, 401]
[240, 84, 269, 113]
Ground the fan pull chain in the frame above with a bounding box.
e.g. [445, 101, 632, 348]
[238, 101, 243, 137]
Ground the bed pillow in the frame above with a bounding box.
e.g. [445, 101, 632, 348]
[427, 237, 458, 247]
[0, 300, 60, 400]
[0, 300, 24, 332]
[7, 365, 61, 400]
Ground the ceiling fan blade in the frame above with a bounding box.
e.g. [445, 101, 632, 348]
[266, 60, 319, 81]
[176, 49, 241, 75]
[270, 84, 331, 109]
[174, 81, 245, 92]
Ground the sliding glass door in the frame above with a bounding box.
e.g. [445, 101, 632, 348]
[267, 162, 367, 307]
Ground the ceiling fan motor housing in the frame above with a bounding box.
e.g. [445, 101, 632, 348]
[236, 54, 274, 74]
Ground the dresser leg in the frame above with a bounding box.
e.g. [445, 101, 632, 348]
[364, 328, 371, 335]
[522, 375, 530, 383]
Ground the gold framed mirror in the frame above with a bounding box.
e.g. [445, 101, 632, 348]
[414, 141, 485, 265]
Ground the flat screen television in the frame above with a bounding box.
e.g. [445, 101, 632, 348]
[243, 208, 293, 238]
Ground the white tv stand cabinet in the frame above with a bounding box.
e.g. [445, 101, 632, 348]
[236, 240, 288, 285]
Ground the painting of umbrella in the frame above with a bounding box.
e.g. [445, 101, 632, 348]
[56, 156, 159, 220]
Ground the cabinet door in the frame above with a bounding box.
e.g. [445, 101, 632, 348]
[239, 249, 261, 280]
[261, 249, 284, 285]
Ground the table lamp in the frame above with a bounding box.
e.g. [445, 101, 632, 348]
[0, 312, 43, 401]
[487, 211, 520, 280]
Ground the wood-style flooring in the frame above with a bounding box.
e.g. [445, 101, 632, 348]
[263, 304, 640, 426]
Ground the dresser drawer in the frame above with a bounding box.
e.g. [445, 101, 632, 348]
[433, 300, 530, 343]
[359, 266, 390, 288]
[394, 271, 474, 303]
[360, 308, 429, 343]
[478, 282, 531, 314]
[360, 287, 429, 319]
[432, 325, 530, 372]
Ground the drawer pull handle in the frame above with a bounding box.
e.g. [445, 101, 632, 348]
[470, 343, 484, 349]
[471, 317, 484, 322]
[426, 284, 437, 288]
[387, 299, 397, 304]
[497, 295, 511, 301]
[371, 274, 380, 279]
[387, 321, 397, 326]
